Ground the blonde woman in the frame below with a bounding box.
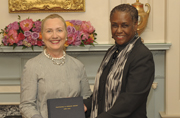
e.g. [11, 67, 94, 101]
[19, 14, 92, 118]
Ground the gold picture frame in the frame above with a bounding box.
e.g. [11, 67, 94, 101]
[8, 0, 85, 13]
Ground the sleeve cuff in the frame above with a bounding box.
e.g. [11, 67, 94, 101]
[97, 112, 114, 118]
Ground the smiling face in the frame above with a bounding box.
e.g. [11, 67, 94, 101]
[42, 18, 67, 53]
[110, 11, 137, 45]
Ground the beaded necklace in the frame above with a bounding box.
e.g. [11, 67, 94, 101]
[44, 49, 66, 65]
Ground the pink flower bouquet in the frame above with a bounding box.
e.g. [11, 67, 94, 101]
[0, 16, 43, 50]
[65, 20, 97, 47]
[0, 16, 97, 50]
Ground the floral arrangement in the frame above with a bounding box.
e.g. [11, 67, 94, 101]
[0, 16, 43, 50]
[0, 16, 97, 50]
[65, 20, 97, 47]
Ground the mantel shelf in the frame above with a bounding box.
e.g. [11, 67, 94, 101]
[0, 43, 171, 52]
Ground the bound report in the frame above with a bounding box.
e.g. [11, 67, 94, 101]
[47, 97, 85, 118]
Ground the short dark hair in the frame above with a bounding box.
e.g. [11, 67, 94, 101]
[110, 4, 138, 23]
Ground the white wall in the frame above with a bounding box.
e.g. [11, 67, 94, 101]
[0, 0, 110, 44]
[162, 0, 180, 117]
[0, 0, 165, 44]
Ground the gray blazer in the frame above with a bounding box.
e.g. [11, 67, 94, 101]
[19, 52, 92, 118]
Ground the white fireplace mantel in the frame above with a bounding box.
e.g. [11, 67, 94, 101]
[0, 43, 171, 118]
[0, 43, 171, 52]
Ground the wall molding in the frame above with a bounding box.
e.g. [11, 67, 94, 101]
[0, 86, 20, 93]
[160, 112, 180, 118]
[0, 43, 171, 53]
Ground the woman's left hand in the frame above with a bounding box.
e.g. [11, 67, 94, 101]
[84, 104, 87, 112]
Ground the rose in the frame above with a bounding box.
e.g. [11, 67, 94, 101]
[32, 20, 41, 33]
[84, 37, 94, 45]
[6, 21, 19, 32]
[72, 31, 81, 46]
[81, 21, 95, 33]
[67, 33, 75, 45]
[26, 35, 32, 42]
[30, 39, 37, 46]
[2, 37, 8, 46]
[24, 31, 32, 37]
[31, 32, 39, 39]
[81, 32, 89, 40]
[7, 29, 18, 45]
[70, 20, 82, 25]
[20, 18, 33, 31]
[37, 40, 43, 46]
[17, 33, 25, 41]
[17, 40, 23, 46]
[67, 26, 76, 34]
[11, 21, 19, 30]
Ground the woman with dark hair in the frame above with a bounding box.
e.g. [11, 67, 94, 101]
[84, 4, 154, 118]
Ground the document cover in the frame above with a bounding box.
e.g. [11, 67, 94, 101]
[47, 97, 85, 118]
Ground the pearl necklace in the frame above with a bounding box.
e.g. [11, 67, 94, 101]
[44, 49, 66, 65]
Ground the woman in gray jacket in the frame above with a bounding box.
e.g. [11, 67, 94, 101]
[19, 14, 92, 118]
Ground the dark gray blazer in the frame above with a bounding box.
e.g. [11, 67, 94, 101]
[84, 38, 155, 118]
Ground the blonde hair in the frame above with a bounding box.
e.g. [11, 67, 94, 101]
[41, 14, 67, 34]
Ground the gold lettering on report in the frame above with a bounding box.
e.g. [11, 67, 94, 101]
[64, 108, 71, 110]
[56, 104, 79, 109]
